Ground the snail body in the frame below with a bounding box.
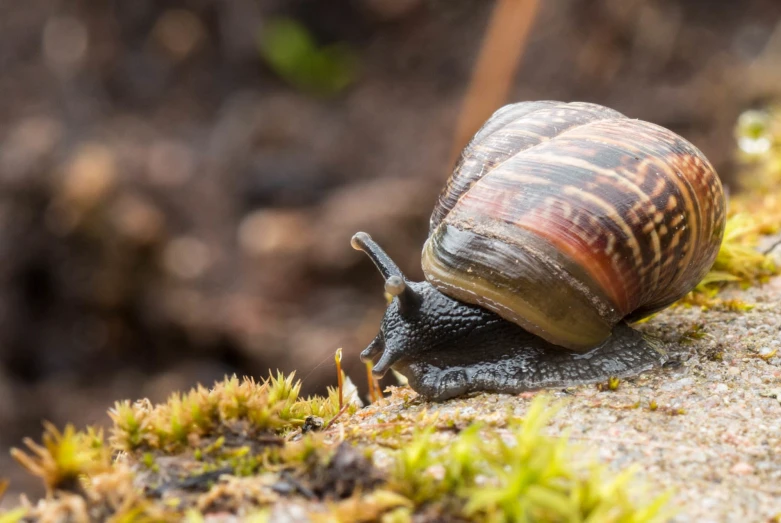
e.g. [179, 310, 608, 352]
[353, 101, 725, 401]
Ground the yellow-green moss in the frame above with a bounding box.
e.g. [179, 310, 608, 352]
[5, 375, 672, 522]
[109, 372, 345, 453]
[381, 397, 672, 522]
[10, 423, 110, 492]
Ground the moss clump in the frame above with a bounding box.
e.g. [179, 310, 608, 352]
[109, 372, 345, 453]
[10, 424, 110, 493]
[381, 396, 672, 522]
[4, 375, 671, 522]
[701, 212, 778, 287]
[682, 205, 779, 307]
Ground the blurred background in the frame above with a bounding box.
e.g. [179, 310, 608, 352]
[1, 0, 781, 498]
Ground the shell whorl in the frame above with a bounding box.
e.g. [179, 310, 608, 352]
[422, 101, 725, 351]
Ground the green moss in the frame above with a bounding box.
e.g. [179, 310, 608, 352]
[6, 377, 673, 522]
[379, 396, 673, 522]
[707, 213, 777, 285]
[679, 210, 778, 309]
[678, 323, 708, 344]
[0, 481, 25, 523]
[597, 377, 622, 391]
[11, 423, 110, 492]
[109, 372, 341, 452]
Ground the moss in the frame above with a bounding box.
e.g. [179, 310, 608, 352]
[0, 509, 26, 523]
[706, 212, 778, 286]
[704, 347, 725, 362]
[679, 323, 707, 343]
[678, 209, 779, 308]
[324, 490, 414, 522]
[4, 375, 672, 522]
[363, 396, 673, 522]
[108, 372, 343, 453]
[10, 423, 110, 493]
[596, 376, 621, 392]
[395, 397, 672, 522]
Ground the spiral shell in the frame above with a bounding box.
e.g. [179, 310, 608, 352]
[422, 101, 725, 350]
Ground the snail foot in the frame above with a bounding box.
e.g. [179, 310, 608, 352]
[392, 322, 667, 402]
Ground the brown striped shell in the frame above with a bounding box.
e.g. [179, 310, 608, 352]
[422, 101, 726, 351]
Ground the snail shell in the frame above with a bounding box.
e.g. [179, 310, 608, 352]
[422, 101, 725, 350]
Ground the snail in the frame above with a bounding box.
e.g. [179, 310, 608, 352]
[352, 101, 725, 401]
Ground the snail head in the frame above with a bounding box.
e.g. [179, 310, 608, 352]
[351, 232, 490, 379]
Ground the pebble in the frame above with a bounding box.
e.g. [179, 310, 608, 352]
[730, 462, 755, 475]
[728, 366, 740, 376]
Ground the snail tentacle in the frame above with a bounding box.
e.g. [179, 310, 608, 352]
[359, 334, 384, 363]
[370, 345, 399, 378]
[353, 233, 421, 317]
[384, 276, 420, 318]
[351, 232, 404, 280]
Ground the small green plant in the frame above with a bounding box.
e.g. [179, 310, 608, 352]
[0, 481, 26, 523]
[0, 508, 26, 523]
[258, 17, 358, 96]
[388, 426, 444, 504]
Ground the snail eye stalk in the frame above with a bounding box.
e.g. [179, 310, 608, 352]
[352, 232, 420, 318]
[351, 232, 403, 280]
[384, 275, 420, 318]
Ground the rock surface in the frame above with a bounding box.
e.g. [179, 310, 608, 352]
[354, 272, 781, 522]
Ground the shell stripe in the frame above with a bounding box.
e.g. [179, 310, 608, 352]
[519, 150, 663, 294]
[445, 117, 641, 225]
[557, 123, 711, 307]
[446, 164, 638, 312]
[620, 136, 702, 287]
[433, 102, 626, 233]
